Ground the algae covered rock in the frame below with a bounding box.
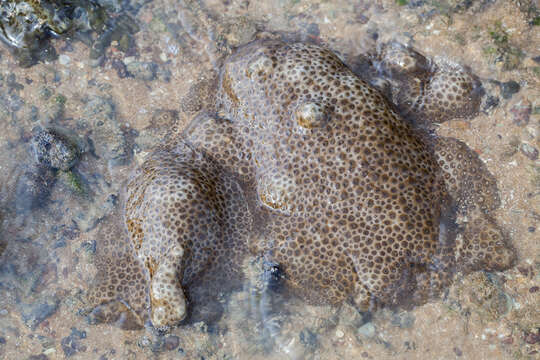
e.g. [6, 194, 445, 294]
[31, 126, 82, 171]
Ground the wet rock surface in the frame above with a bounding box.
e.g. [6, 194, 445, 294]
[82, 95, 128, 165]
[32, 127, 81, 171]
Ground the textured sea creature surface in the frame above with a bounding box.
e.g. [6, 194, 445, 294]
[86, 39, 515, 330]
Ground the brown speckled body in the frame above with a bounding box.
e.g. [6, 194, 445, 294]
[86, 39, 515, 330]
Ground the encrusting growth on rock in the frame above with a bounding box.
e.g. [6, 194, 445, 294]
[85, 39, 515, 330]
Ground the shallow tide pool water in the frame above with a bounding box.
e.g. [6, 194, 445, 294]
[0, 0, 539, 359]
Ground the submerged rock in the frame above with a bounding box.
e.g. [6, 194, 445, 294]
[31, 127, 81, 171]
[83, 96, 128, 165]
[126, 61, 157, 81]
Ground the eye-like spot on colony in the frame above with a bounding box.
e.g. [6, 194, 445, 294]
[295, 102, 329, 129]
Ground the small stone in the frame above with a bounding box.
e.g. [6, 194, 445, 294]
[510, 99, 531, 126]
[453, 347, 463, 356]
[59, 55, 71, 65]
[500, 81, 520, 99]
[0, 337, 6, 345]
[391, 312, 415, 328]
[163, 335, 180, 351]
[0, 309, 8, 316]
[126, 61, 157, 81]
[525, 332, 540, 344]
[520, 143, 539, 160]
[39, 87, 53, 100]
[138, 336, 152, 348]
[357, 322, 376, 338]
[335, 329, 345, 338]
[111, 59, 129, 79]
[123, 56, 136, 65]
[299, 328, 317, 348]
[306, 23, 320, 36]
[27, 355, 49, 360]
[74, 193, 117, 232]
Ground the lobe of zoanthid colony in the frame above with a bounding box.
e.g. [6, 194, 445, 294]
[86, 39, 514, 329]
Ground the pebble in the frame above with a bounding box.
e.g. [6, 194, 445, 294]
[138, 336, 152, 348]
[357, 322, 376, 338]
[525, 332, 540, 344]
[306, 23, 320, 36]
[27, 355, 49, 360]
[520, 143, 539, 160]
[510, 99, 531, 126]
[43, 348, 56, 355]
[111, 59, 129, 79]
[500, 81, 520, 99]
[391, 312, 415, 328]
[123, 56, 136, 65]
[335, 329, 345, 338]
[163, 335, 180, 351]
[0, 309, 8, 316]
[299, 328, 317, 348]
[59, 55, 71, 65]
[126, 61, 157, 81]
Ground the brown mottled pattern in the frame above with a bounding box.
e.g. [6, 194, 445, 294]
[86, 39, 515, 330]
